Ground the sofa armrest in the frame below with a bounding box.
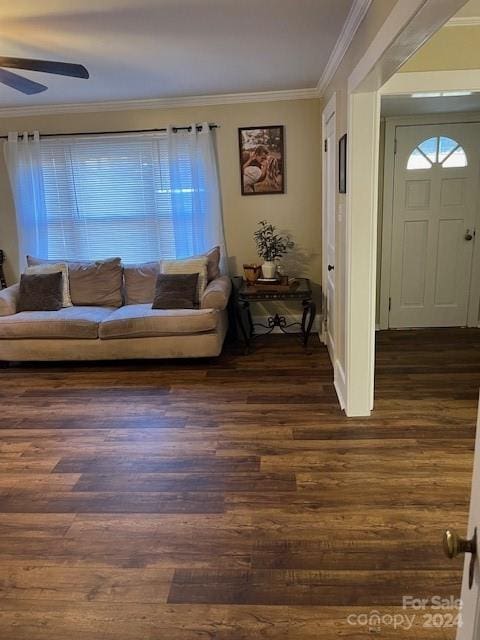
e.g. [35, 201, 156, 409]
[0, 284, 19, 316]
[201, 276, 232, 310]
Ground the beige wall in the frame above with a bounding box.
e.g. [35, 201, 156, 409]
[401, 26, 480, 72]
[0, 98, 322, 291]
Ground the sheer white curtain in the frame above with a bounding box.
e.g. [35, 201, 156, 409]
[4, 132, 48, 270]
[167, 123, 227, 271]
[4, 124, 227, 272]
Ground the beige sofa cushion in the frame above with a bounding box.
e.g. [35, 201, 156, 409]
[99, 304, 218, 339]
[123, 261, 160, 304]
[27, 256, 123, 307]
[0, 306, 114, 340]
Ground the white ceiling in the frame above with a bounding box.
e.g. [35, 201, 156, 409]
[0, 0, 353, 108]
[381, 93, 480, 117]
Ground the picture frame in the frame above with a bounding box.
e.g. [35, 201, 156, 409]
[339, 133, 347, 194]
[238, 125, 285, 195]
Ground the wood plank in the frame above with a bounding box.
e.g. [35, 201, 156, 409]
[0, 491, 225, 514]
[0, 602, 457, 640]
[0, 567, 173, 603]
[73, 472, 297, 493]
[168, 568, 460, 605]
[0, 514, 76, 539]
[53, 455, 260, 474]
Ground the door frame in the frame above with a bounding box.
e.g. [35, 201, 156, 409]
[322, 95, 337, 350]
[339, 0, 467, 416]
[379, 113, 480, 329]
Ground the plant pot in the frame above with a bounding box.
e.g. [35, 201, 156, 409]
[262, 261, 276, 279]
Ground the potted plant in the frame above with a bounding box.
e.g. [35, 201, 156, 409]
[254, 220, 294, 279]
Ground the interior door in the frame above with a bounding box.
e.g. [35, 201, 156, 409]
[389, 123, 479, 328]
[455, 393, 480, 640]
[324, 113, 336, 358]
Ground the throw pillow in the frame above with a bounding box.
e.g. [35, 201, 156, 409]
[201, 246, 221, 282]
[123, 261, 160, 304]
[17, 272, 63, 312]
[152, 273, 199, 309]
[160, 256, 208, 303]
[25, 262, 72, 307]
[187, 247, 221, 282]
[27, 256, 123, 307]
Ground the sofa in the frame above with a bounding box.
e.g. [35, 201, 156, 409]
[0, 252, 231, 362]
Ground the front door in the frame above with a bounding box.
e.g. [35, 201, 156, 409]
[389, 123, 479, 328]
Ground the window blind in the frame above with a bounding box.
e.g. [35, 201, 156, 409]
[39, 133, 207, 263]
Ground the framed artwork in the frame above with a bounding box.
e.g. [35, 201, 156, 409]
[339, 133, 347, 194]
[238, 125, 285, 195]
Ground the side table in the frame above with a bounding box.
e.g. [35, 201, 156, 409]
[233, 277, 318, 351]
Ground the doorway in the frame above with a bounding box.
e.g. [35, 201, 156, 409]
[380, 118, 480, 329]
[323, 0, 472, 417]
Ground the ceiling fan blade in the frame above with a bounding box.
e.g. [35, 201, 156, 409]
[0, 68, 47, 94]
[0, 57, 89, 79]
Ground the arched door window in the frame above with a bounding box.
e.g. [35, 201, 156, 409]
[407, 136, 467, 170]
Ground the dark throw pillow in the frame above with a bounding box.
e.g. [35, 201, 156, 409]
[152, 273, 199, 310]
[17, 272, 64, 312]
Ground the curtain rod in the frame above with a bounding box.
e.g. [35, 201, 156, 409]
[0, 124, 219, 141]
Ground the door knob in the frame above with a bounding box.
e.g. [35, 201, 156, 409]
[443, 528, 476, 558]
[443, 528, 477, 588]
[465, 229, 473, 241]
[327, 264, 334, 271]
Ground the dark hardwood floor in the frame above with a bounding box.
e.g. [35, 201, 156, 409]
[0, 328, 479, 639]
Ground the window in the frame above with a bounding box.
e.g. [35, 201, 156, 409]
[406, 136, 467, 170]
[24, 131, 221, 264]
[5, 128, 225, 270]
[40, 135, 192, 262]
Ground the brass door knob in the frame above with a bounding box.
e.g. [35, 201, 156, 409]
[443, 529, 476, 558]
[443, 528, 477, 589]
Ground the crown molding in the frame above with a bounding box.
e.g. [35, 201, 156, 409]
[317, 0, 373, 94]
[445, 16, 480, 27]
[0, 87, 320, 118]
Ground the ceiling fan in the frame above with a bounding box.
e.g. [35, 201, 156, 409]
[0, 57, 89, 95]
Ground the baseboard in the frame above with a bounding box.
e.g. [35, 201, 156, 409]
[333, 359, 346, 410]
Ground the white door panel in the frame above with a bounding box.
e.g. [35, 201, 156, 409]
[399, 219, 428, 307]
[435, 218, 464, 306]
[389, 124, 478, 328]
